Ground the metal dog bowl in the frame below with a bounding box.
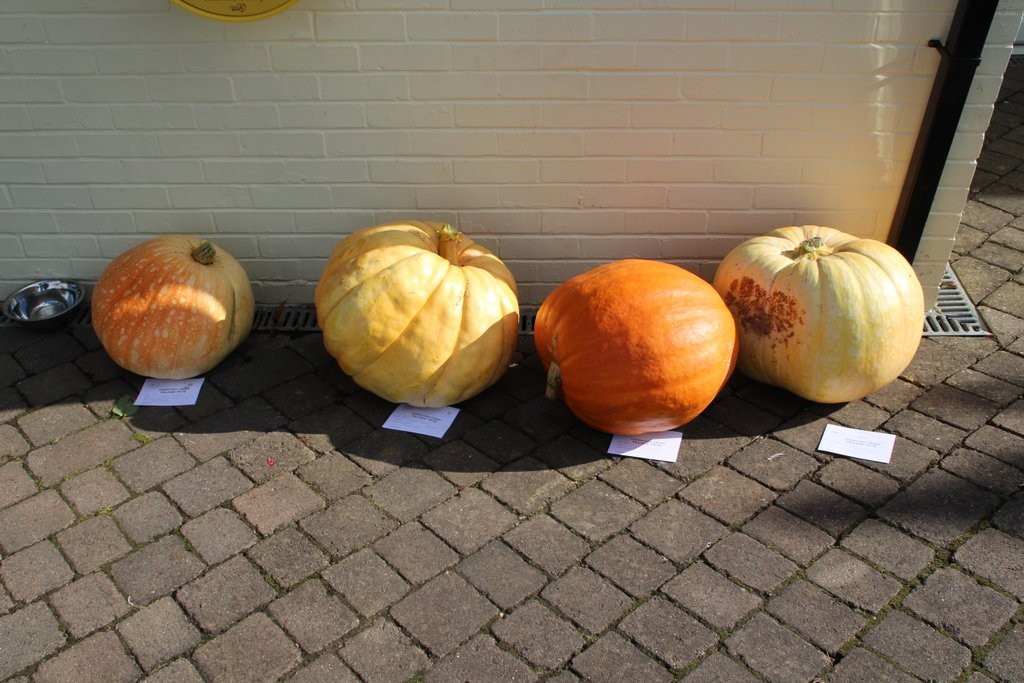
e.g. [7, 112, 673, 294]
[3, 279, 85, 332]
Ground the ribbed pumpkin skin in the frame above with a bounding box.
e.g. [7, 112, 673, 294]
[534, 259, 738, 435]
[315, 221, 519, 407]
[712, 225, 924, 403]
[92, 235, 254, 380]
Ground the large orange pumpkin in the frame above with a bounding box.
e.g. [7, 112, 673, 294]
[92, 235, 254, 379]
[534, 259, 738, 435]
[712, 225, 924, 403]
[315, 221, 519, 407]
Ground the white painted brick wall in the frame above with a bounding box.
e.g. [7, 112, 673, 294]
[0, 0, 1018, 307]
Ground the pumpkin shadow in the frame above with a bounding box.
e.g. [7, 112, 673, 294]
[11, 325, 1017, 544]
[116, 320, 608, 474]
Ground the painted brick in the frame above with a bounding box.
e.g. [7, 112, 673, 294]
[282, 160, 369, 183]
[681, 74, 774, 101]
[109, 103, 196, 129]
[410, 73, 499, 100]
[9, 185, 89, 212]
[545, 43, 635, 70]
[315, 12, 407, 41]
[0, 16, 46, 43]
[42, 16, 138, 44]
[91, 186, 171, 210]
[499, 185, 586, 210]
[781, 12, 880, 43]
[320, 73, 410, 100]
[501, 73, 589, 100]
[332, 186, 418, 209]
[94, 46, 187, 75]
[41, 160, 121, 184]
[0, 133, 76, 158]
[250, 185, 333, 209]
[416, 186, 499, 209]
[592, 12, 687, 41]
[690, 12, 783, 40]
[366, 103, 453, 129]
[230, 74, 317, 103]
[181, 45, 271, 73]
[243, 131, 326, 158]
[454, 43, 543, 71]
[637, 43, 728, 71]
[29, 104, 111, 129]
[166, 185, 251, 209]
[0, 4, 1008, 308]
[0, 160, 44, 183]
[0, 77, 62, 104]
[135, 210, 215, 235]
[22, 234, 99, 258]
[271, 44, 358, 72]
[543, 103, 631, 129]
[454, 160, 537, 184]
[455, 103, 540, 127]
[369, 160, 447, 184]
[502, 13, 592, 41]
[410, 12, 498, 41]
[591, 74, 681, 101]
[195, 104, 279, 130]
[362, 44, 453, 71]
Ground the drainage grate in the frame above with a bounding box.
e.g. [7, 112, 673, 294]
[250, 305, 542, 334]
[251, 305, 319, 333]
[520, 309, 537, 335]
[923, 263, 990, 337]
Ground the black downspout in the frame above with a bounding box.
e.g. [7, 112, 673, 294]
[888, 0, 998, 261]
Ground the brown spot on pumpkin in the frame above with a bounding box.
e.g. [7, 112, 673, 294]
[724, 277, 802, 339]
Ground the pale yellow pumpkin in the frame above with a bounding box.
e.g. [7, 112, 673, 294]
[92, 235, 254, 379]
[315, 221, 519, 407]
[712, 225, 924, 403]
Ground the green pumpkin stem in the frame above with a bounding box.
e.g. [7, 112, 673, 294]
[191, 241, 217, 266]
[438, 224, 463, 264]
[799, 236, 824, 254]
[545, 361, 563, 401]
[792, 235, 834, 261]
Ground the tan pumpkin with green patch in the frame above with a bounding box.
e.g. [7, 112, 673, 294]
[712, 225, 924, 403]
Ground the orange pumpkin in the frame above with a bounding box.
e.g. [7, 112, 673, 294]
[92, 235, 254, 379]
[534, 259, 738, 435]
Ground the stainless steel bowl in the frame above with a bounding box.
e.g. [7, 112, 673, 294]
[3, 279, 85, 332]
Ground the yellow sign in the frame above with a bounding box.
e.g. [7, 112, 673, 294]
[171, 0, 299, 22]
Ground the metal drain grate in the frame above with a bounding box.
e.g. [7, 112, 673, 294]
[520, 309, 537, 335]
[250, 305, 543, 334]
[251, 305, 320, 333]
[923, 263, 990, 336]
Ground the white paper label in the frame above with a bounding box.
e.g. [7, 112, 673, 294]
[135, 377, 205, 406]
[608, 430, 682, 463]
[383, 403, 460, 438]
[817, 424, 895, 464]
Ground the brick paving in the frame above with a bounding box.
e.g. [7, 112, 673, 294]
[2, 68, 1024, 683]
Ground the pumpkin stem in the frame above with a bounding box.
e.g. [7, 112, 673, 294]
[799, 236, 824, 253]
[545, 361, 563, 401]
[438, 224, 462, 264]
[191, 241, 217, 266]
[793, 235, 833, 261]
